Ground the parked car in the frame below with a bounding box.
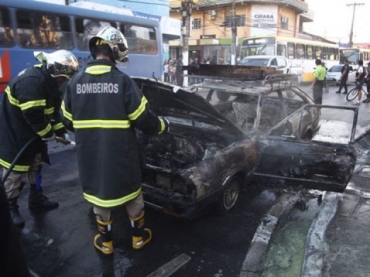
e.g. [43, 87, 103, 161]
[326, 64, 356, 85]
[238, 55, 303, 83]
[132, 74, 358, 219]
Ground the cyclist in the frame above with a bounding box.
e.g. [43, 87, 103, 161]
[363, 62, 370, 103]
[353, 60, 367, 105]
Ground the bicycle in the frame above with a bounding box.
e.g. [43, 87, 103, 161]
[346, 85, 368, 101]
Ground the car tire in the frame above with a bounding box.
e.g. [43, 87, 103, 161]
[216, 175, 241, 214]
[216, 90, 231, 101]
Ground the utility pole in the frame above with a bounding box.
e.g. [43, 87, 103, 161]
[181, 0, 193, 86]
[231, 0, 237, 65]
[347, 2, 364, 48]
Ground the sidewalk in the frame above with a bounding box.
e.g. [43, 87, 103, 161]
[242, 85, 370, 277]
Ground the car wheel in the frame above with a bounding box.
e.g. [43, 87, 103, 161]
[216, 176, 241, 214]
[216, 90, 230, 101]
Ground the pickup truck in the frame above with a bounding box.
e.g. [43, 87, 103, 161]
[238, 55, 303, 84]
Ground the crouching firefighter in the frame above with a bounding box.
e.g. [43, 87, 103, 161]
[60, 26, 169, 254]
[0, 50, 79, 227]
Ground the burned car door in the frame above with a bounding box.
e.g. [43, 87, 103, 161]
[253, 105, 358, 192]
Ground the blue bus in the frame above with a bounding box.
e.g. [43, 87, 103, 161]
[0, 0, 163, 99]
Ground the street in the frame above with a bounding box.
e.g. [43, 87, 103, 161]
[10, 83, 370, 277]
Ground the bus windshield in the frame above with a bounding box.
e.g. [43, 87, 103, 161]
[340, 49, 359, 65]
[240, 44, 275, 57]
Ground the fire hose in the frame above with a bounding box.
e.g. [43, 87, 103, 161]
[1, 135, 75, 185]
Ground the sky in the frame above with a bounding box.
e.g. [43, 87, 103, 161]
[303, 0, 370, 44]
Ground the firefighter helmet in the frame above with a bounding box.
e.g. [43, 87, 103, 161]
[89, 26, 129, 63]
[34, 50, 79, 79]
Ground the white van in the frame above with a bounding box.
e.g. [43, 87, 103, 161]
[238, 55, 303, 83]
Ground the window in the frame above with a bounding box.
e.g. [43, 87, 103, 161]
[306, 45, 313, 59]
[225, 15, 245, 27]
[314, 46, 322, 59]
[287, 42, 295, 59]
[75, 18, 115, 50]
[281, 16, 289, 30]
[192, 18, 201, 30]
[120, 23, 157, 54]
[0, 8, 14, 46]
[296, 44, 305, 59]
[16, 10, 72, 49]
[277, 44, 287, 57]
[235, 15, 245, 27]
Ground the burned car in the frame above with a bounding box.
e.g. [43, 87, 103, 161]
[133, 68, 358, 218]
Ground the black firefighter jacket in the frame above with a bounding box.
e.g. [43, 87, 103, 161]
[61, 59, 168, 208]
[0, 64, 67, 172]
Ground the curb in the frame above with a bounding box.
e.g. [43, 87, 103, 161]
[239, 191, 303, 277]
[301, 191, 339, 277]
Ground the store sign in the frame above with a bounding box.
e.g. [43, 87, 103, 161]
[200, 35, 216, 39]
[251, 5, 278, 36]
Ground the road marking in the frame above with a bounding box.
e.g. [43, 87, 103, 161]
[146, 253, 191, 277]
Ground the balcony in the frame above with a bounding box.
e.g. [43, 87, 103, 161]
[170, 0, 308, 13]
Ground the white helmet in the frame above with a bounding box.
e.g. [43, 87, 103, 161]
[34, 50, 79, 79]
[89, 26, 129, 63]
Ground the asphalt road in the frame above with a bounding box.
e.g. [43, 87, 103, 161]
[10, 82, 370, 277]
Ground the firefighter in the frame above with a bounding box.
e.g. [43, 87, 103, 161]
[0, 50, 79, 228]
[60, 26, 169, 255]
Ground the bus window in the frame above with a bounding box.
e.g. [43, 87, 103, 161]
[296, 44, 305, 59]
[329, 47, 337, 60]
[0, 8, 14, 46]
[306, 45, 313, 59]
[16, 10, 70, 49]
[315, 46, 322, 59]
[75, 18, 116, 51]
[322, 47, 328, 60]
[277, 44, 286, 57]
[119, 23, 157, 54]
[287, 42, 295, 59]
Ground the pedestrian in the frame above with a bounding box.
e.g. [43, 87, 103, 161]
[352, 59, 367, 105]
[168, 59, 176, 84]
[0, 50, 78, 227]
[175, 54, 184, 86]
[311, 59, 326, 104]
[364, 62, 370, 103]
[322, 61, 329, 93]
[163, 59, 169, 83]
[336, 58, 350, 94]
[60, 26, 169, 255]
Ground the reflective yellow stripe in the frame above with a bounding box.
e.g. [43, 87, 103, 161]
[85, 65, 111, 75]
[5, 86, 20, 107]
[158, 117, 166, 134]
[128, 96, 148, 121]
[61, 101, 73, 121]
[37, 123, 52, 137]
[83, 187, 141, 208]
[73, 120, 131, 129]
[34, 64, 43, 68]
[53, 122, 64, 131]
[44, 107, 54, 115]
[5, 86, 46, 110]
[0, 158, 30, 172]
[19, 99, 46, 111]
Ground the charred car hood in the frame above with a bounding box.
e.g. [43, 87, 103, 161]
[133, 77, 244, 138]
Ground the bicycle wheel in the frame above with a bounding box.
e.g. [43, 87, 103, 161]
[346, 88, 358, 101]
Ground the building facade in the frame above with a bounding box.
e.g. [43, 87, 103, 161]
[170, 0, 314, 64]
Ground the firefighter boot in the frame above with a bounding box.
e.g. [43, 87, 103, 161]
[94, 215, 113, 255]
[8, 197, 25, 227]
[129, 210, 152, 250]
[28, 184, 59, 210]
